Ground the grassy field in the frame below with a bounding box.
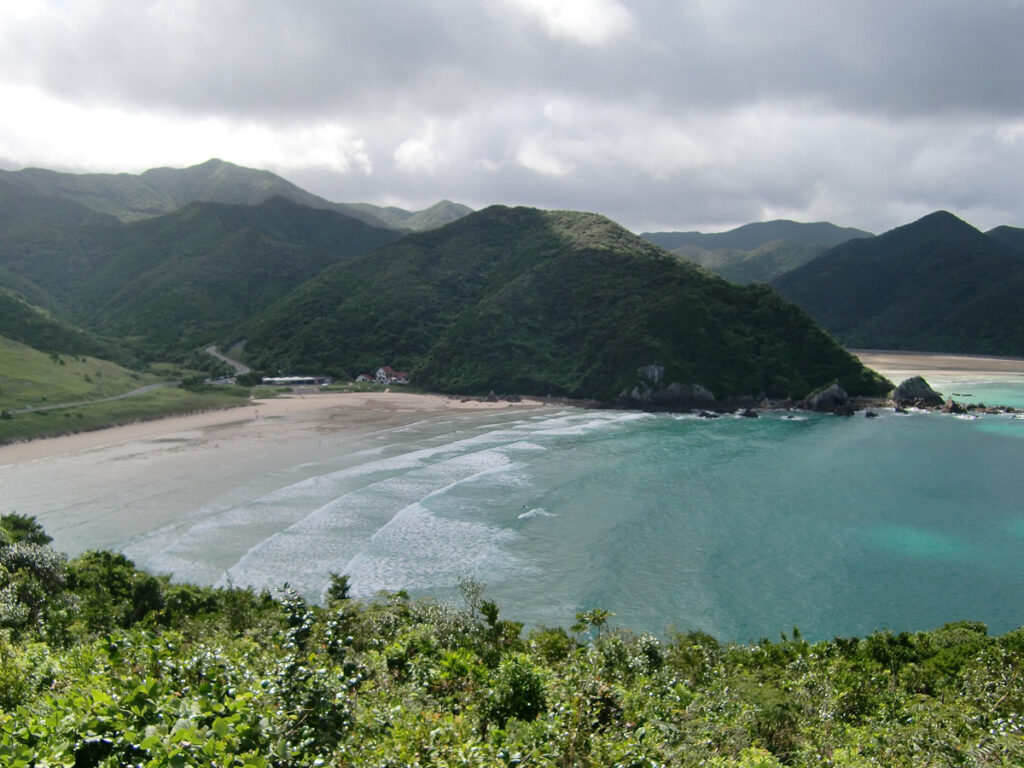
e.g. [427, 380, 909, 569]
[0, 384, 251, 443]
[0, 336, 251, 443]
[0, 337, 163, 412]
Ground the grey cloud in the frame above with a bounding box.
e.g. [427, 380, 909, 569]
[6, 1, 1024, 120]
[3, 0, 1024, 233]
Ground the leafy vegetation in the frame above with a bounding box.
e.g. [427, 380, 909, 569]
[248, 206, 889, 402]
[773, 211, 1024, 356]
[1, 515, 1022, 766]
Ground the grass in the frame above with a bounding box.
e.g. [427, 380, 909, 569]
[0, 337, 164, 413]
[0, 385, 251, 444]
[0, 336, 255, 443]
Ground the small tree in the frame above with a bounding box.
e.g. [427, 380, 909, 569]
[325, 572, 351, 605]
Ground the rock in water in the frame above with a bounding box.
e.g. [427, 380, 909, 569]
[892, 376, 943, 407]
[942, 397, 966, 414]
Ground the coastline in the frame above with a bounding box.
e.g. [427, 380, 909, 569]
[0, 390, 545, 467]
[4, 347, 1021, 466]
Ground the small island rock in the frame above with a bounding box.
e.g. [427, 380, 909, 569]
[892, 376, 943, 407]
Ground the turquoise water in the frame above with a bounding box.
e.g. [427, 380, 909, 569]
[113, 403, 1024, 642]
[925, 376, 1024, 411]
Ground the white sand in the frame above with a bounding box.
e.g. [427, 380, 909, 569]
[0, 391, 540, 466]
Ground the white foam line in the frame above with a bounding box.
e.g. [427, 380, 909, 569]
[221, 449, 519, 590]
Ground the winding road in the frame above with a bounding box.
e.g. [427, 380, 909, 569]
[205, 345, 251, 375]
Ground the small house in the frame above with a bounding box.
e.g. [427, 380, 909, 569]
[376, 366, 410, 385]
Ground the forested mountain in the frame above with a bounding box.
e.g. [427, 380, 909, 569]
[247, 206, 888, 402]
[0, 158, 472, 231]
[0, 174, 404, 352]
[642, 219, 873, 253]
[0, 288, 134, 365]
[772, 211, 1024, 355]
[641, 220, 873, 285]
[986, 225, 1024, 257]
[78, 197, 405, 350]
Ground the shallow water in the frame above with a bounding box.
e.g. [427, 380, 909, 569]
[93, 403, 1024, 642]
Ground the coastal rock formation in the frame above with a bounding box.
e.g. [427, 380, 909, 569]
[618, 365, 719, 410]
[893, 376, 944, 407]
[803, 383, 849, 412]
[942, 397, 966, 414]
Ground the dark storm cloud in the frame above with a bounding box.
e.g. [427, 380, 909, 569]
[3, 0, 1024, 232]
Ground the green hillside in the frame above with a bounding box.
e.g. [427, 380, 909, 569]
[0, 177, 124, 311]
[76, 197, 401, 351]
[772, 211, 1024, 355]
[0, 190, 402, 353]
[0, 335, 253, 442]
[0, 159, 473, 232]
[248, 206, 889, 402]
[987, 225, 1024, 257]
[0, 336, 157, 413]
[642, 219, 873, 252]
[673, 240, 830, 284]
[0, 288, 136, 364]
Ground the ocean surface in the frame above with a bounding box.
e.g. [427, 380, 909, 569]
[101, 374, 1024, 643]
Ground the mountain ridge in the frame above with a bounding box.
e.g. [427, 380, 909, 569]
[0, 158, 472, 231]
[771, 210, 1024, 355]
[247, 205, 889, 402]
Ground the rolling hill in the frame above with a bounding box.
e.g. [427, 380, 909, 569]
[771, 211, 1024, 355]
[671, 240, 831, 285]
[0, 185, 403, 352]
[75, 197, 403, 350]
[0, 159, 472, 231]
[247, 206, 889, 402]
[642, 219, 873, 253]
[642, 220, 873, 285]
[0, 288, 136, 364]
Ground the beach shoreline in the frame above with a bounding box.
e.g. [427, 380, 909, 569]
[0, 390, 545, 468]
[4, 349, 1022, 466]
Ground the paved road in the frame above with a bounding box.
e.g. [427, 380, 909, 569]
[205, 345, 251, 375]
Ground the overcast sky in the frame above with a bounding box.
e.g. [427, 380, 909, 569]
[2, 0, 1023, 234]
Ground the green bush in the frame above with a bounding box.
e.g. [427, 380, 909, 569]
[483, 652, 547, 727]
[65, 551, 164, 632]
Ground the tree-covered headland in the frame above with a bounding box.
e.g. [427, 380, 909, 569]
[1, 514, 1022, 767]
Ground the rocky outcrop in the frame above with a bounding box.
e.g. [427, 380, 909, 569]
[892, 376, 943, 407]
[802, 382, 849, 412]
[616, 365, 719, 410]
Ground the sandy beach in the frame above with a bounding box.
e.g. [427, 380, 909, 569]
[853, 349, 1024, 386]
[0, 391, 542, 466]
[0, 391, 547, 556]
